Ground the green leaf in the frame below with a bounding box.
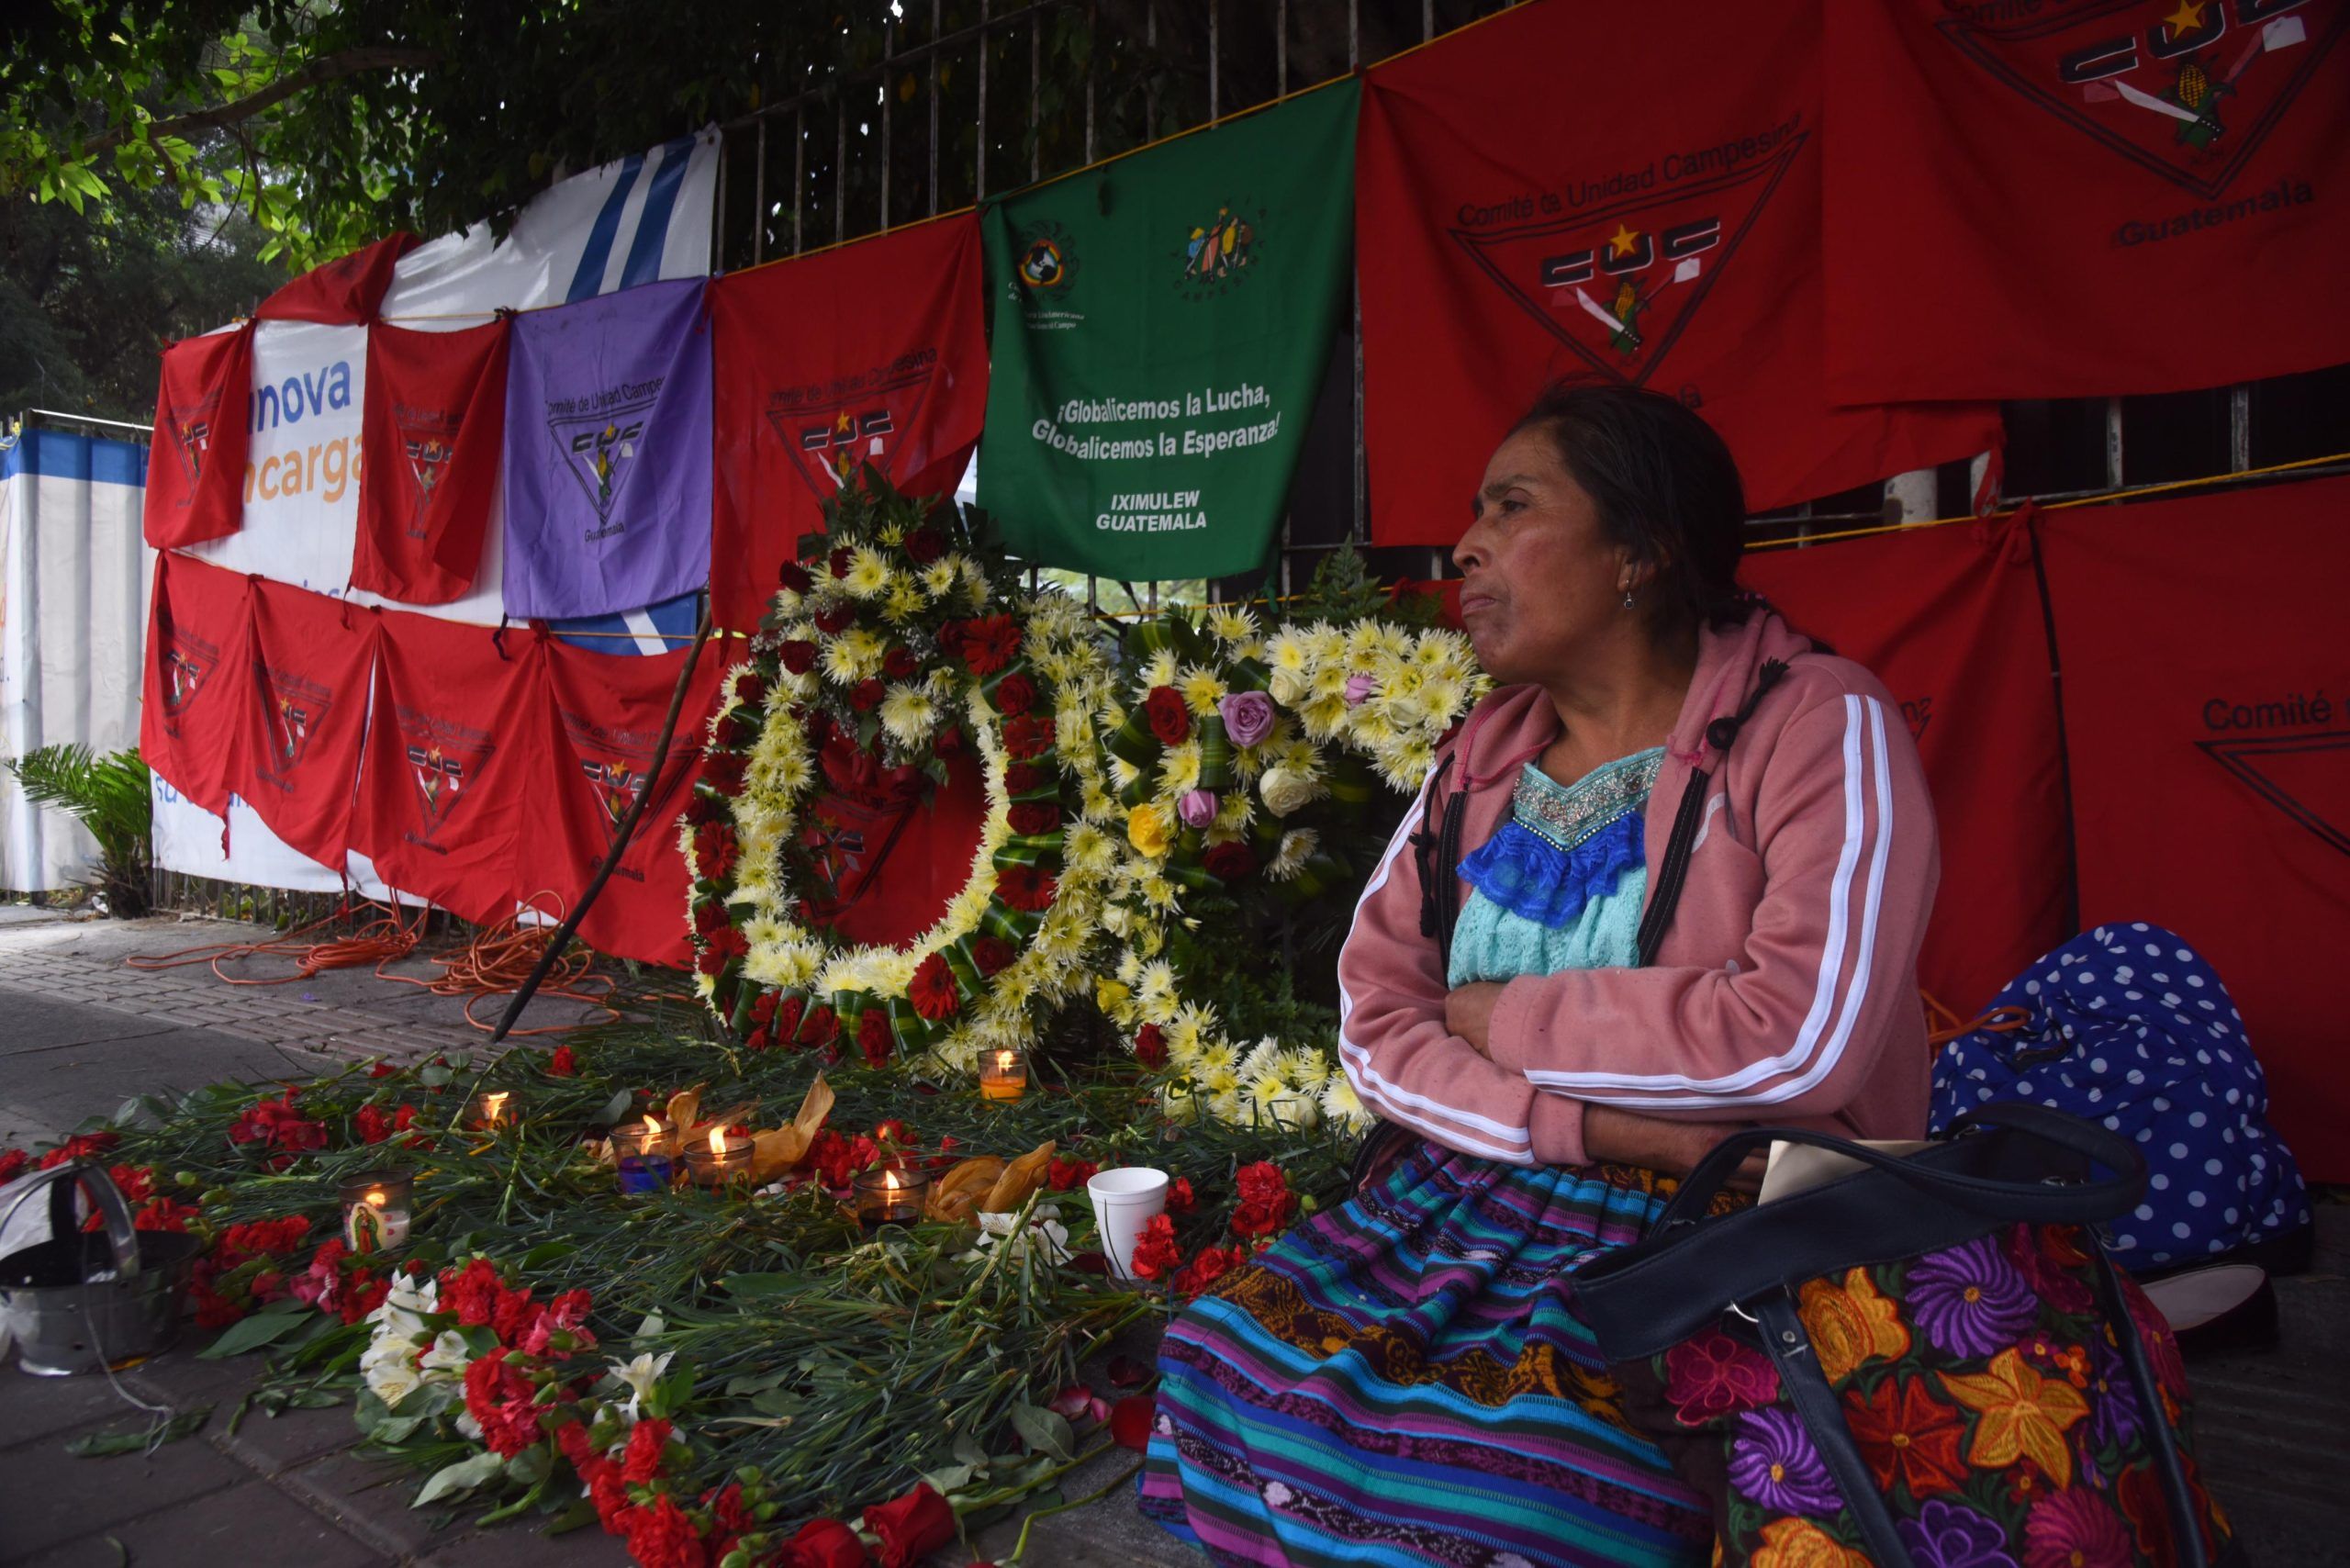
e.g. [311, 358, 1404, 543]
[67, 1406, 211, 1457]
[520, 1240, 576, 1270]
[718, 1272, 805, 1300]
[505, 1443, 553, 1487]
[199, 1301, 316, 1359]
[1008, 1401, 1075, 1463]
[596, 1090, 633, 1127]
[414, 1450, 504, 1506]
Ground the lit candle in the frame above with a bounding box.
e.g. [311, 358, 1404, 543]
[340, 1170, 414, 1254]
[614, 1114, 676, 1194]
[979, 1048, 1028, 1103]
[469, 1090, 512, 1131]
[685, 1125, 755, 1187]
[854, 1165, 931, 1228]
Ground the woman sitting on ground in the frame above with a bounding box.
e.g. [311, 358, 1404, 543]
[1139, 383, 1940, 1566]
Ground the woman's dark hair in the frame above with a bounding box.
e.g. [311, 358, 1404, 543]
[1508, 381, 1751, 630]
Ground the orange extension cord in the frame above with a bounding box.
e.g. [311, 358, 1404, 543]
[1924, 993, 2033, 1049]
[126, 897, 624, 1035]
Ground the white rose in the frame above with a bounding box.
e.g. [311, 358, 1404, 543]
[1267, 667, 1308, 707]
[1259, 766, 1315, 818]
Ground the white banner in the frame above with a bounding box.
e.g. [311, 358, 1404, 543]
[0, 427, 150, 892]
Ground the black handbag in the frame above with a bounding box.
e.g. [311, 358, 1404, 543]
[1571, 1103, 2235, 1567]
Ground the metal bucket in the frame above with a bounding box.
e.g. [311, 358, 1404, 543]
[0, 1160, 199, 1376]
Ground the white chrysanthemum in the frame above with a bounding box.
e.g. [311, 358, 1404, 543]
[1140, 648, 1180, 690]
[1208, 605, 1262, 653]
[1159, 741, 1203, 796]
[1179, 666, 1226, 714]
[922, 560, 960, 599]
[1319, 1071, 1374, 1131]
[879, 684, 937, 745]
[1267, 827, 1318, 880]
[1136, 958, 1179, 1002]
[959, 557, 992, 607]
[844, 547, 891, 599]
[1300, 693, 1350, 740]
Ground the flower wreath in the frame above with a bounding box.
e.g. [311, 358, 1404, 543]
[682, 475, 1121, 1075]
[1091, 608, 1487, 1133]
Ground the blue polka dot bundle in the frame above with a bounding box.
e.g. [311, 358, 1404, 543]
[1930, 923, 2311, 1273]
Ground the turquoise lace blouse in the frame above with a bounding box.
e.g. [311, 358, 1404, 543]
[1446, 746, 1663, 987]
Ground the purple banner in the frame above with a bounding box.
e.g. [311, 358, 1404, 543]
[502, 277, 711, 619]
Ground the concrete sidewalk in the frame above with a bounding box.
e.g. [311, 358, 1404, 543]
[0, 913, 2339, 1567]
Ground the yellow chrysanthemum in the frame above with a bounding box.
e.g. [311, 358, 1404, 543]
[844, 547, 891, 599]
[1179, 666, 1227, 714]
[878, 685, 936, 745]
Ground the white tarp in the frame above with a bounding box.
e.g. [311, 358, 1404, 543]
[0, 426, 150, 892]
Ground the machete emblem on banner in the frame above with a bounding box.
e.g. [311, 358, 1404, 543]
[170, 392, 222, 488]
[1174, 204, 1265, 300]
[762, 354, 937, 501]
[2199, 727, 2350, 857]
[252, 665, 334, 790]
[395, 709, 497, 845]
[1449, 134, 1800, 386]
[1938, 0, 2340, 199]
[161, 634, 216, 721]
[560, 708, 696, 868]
[397, 407, 463, 540]
[548, 393, 656, 533]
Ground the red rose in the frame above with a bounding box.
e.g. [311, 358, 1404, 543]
[908, 953, 960, 1021]
[864, 1481, 957, 1568]
[701, 753, 747, 793]
[1203, 841, 1257, 882]
[1003, 714, 1055, 759]
[1128, 1213, 1183, 1280]
[1135, 1024, 1168, 1068]
[814, 603, 854, 635]
[1143, 686, 1191, 745]
[780, 1517, 870, 1568]
[935, 620, 968, 659]
[546, 1045, 576, 1078]
[732, 670, 768, 707]
[995, 866, 1058, 912]
[903, 527, 946, 565]
[850, 678, 886, 711]
[1003, 762, 1044, 795]
[1008, 801, 1061, 836]
[780, 640, 818, 674]
[858, 1007, 895, 1068]
[958, 615, 1023, 677]
[971, 936, 1014, 977]
[778, 561, 814, 595]
[684, 790, 727, 825]
[828, 546, 854, 579]
[883, 645, 919, 680]
[992, 672, 1038, 717]
[933, 723, 966, 757]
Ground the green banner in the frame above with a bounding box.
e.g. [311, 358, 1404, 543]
[977, 81, 1359, 580]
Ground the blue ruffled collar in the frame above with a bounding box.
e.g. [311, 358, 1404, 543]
[1455, 749, 1661, 929]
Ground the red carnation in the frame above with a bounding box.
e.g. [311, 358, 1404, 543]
[1135, 1024, 1168, 1068]
[732, 670, 769, 707]
[779, 640, 818, 675]
[864, 1481, 957, 1568]
[693, 899, 730, 937]
[883, 645, 919, 680]
[800, 1003, 840, 1047]
[828, 546, 854, 580]
[958, 615, 1023, 677]
[462, 1349, 543, 1457]
[903, 527, 946, 565]
[814, 603, 854, 635]
[1003, 762, 1045, 795]
[778, 561, 814, 595]
[354, 1103, 394, 1145]
[935, 620, 968, 659]
[39, 1130, 119, 1170]
[933, 723, 966, 757]
[1003, 713, 1055, 759]
[995, 866, 1058, 912]
[773, 994, 808, 1045]
[1203, 841, 1257, 882]
[1143, 686, 1191, 745]
[971, 936, 1014, 977]
[850, 678, 886, 711]
[1166, 1175, 1195, 1212]
[992, 672, 1038, 717]
[717, 711, 757, 748]
[621, 1495, 706, 1568]
[701, 753, 747, 794]
[1128, 1213, 1184, 1281]
[1173, 1242, 1243, 1299]
[1046, 1157, 1101, 1192]
[622, 1416, 674, 1484]
[858, 1007, 895, 1068]
[1008, 801, 1061, 836]
[908, 953, 961, 1021]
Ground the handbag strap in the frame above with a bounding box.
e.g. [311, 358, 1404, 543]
[1753, 1292, 1916, 1567]
[1635, 658, 1790, 968]
[2090, 1244, 2214, 1568]
[1653, 1102, 2145, 1233]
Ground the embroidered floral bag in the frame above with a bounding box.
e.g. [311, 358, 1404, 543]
[1572, 1103, 2234, 1567]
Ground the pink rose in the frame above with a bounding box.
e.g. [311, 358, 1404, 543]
[1178, 789, 1219, 828]
[1218, 689, 1277, 747]
[1343, 673, 1377, 707]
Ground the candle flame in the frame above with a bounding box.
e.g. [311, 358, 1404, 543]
[642, 1114, 662, 1137]
[364, 1189, 387, 1208]
[709, 1126, 727, 1156]
[483, 1091, 509, 1123]
[994, 1049, 1015, 1070]
[883, 1169, 901, 1192]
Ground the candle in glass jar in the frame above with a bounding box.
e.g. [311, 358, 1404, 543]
[613, 1115, 676, 1194]
[979, 1048, 1027, 1102]
[854, 1166, 930, 1228]
[469, 1089, 513, 1131]
[340, 1170, 414, 1254]
[684, 1125, 755, 1187]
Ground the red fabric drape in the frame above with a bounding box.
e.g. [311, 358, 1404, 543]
[143, 325, 256, 548]
[140, 553, 252, 817]
[232, 581, 379, 866]
[352, 319, 511, 603]
[1355, 0, 1998, 546]
[2040, 476, 2350, 1177]
[708, 215, 989, 630]
[256, 233, 420, 324]
[1824, 0, 2350, 401]
[1740, 516, 2072, 1017]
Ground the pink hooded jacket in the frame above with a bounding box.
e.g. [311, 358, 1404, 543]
[1334, 608, 1939, 1168]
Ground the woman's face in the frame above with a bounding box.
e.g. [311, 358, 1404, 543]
[1451, 428, 1636, 686]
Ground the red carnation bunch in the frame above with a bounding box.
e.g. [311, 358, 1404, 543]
[954, 615, 1023, 677]
[1046, 1156, 1101, 1192]
[908, 952, 960, 1021]
[994, 866, 1058, 912]
[1143, 686, 1191, 745]
[37, 1130, 118, 1170]
[1172, 1242, 1247, 1299]
[0, 1148, 28, 1185]
[290, 1238, 391, 1325]
[189, 1215, 312, 1328]
[809, 1130, 881, 1188]
[1230, 1160, 1297, 1241]
[463, 1348, 546, 1457]
[1002, 714, 1056, 759]
[858, 1008, 894, 1068]
[229, 1090, 329, 1156]
[991, 672, 1038, 717]
[546, 1044, 577, 1078]
[1128, 1214, 1184, 1281]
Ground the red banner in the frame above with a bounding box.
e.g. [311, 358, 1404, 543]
[1356, 0, 1998, 545]
[2041, 476, 2350, 1177]
[529, 637, 727, 966]
[256, 233, 420, 324]
[1740, 516, 2071, 1018]
[143, 325, 255, 548]
[1825, 0, 2350, 402]
[233, 582, 378, 867]
[351, 610, 542, 924]
[800, 734, 990, 950]
[140, 553, 252, 817]
[353, 319, 511, 602]
[709, 216, 988, 629]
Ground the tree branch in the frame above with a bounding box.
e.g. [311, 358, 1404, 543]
[87, 45, 441, 156]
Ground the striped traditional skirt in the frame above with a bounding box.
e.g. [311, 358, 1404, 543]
[1137, 1141, 1717, 1567]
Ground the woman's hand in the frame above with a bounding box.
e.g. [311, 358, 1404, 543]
[1444, 982, 1506, 1056]
[1582, 1103, 1765, 1189]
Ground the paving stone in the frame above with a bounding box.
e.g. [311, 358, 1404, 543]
[14, 1478, 393, 1568]
[276, 1447, 464, 1560]
[212, 1399, 362, 1475]
[412, 1523, 634, 1568]
[0, 1415, 246, 1558]
[0, 1369, 145, 1448]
